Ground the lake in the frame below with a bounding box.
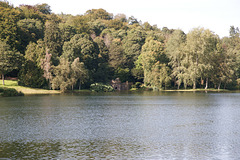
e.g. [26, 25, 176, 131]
[1, 91, 240, 159]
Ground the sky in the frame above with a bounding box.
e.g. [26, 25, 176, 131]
[8, 0, 240, 37]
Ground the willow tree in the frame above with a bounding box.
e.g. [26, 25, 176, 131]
[166, 29, 186, 89]
[52, 58, 88, 92]
[184, 28, 218, 89]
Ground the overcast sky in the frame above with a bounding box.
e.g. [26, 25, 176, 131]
[9, 0, 240, 37]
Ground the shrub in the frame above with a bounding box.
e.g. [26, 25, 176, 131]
[135, 82, 142, 88]
[0, 87, 4, 93]
[90, 83, 114, 92]
[2, 88, 24, 97]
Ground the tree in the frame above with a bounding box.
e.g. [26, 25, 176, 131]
[17, 18, 44, 51]
[51, 58, 72, 92]
[141, 38, 171, 89]
[59, 23, 76, 44]
[41, 48, 52, 89]
[93, 37, 112, 82]
[25, 40, 46, 67]
[85, 9, 113, 21]
[67, 15, 90, 34]
[71, 58, 88, 90]
[0, 3, 21, 49]
[108, 39, 126, 69]
[62, 34, 98, 71]
[35, 3, 51, 14]
[184, 28, 218, 89]
[166, 29, 186, 89]
[52, 58, 88, 92]
[44, 20, 62, 65]
[18, 4, 46, 23]
[122, 26, 146, 69]
[0, 40, 22, 85]
[18, 60, 47, 88]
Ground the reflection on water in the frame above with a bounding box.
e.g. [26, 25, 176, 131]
[1, 91, 240, 159]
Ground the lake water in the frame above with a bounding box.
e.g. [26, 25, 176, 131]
[1, 91, 240, 159]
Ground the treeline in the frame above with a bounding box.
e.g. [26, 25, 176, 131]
[1, 1, 240, 91]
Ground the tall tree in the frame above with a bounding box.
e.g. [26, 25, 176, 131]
[0, 2, 21, 50]
[141, 38, 170, 89]
[0, 40, 22, 85]
[41, 48, 52, 89]
[122, 26, 146, 69]
[184, 28, 217, 89]
[166, 29, 186, 89]
[44, 20, 62, 65]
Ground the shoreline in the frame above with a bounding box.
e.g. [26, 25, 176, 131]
[1, 80, 237, 96]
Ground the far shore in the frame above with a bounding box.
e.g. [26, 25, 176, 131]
[1, 80, 236, 96]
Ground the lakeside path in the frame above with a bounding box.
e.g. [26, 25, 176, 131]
[0, 80, 60, 95]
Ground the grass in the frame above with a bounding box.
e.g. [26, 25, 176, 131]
[164, 88, 228, 92]
[0, 80, 60, 95]
[130, 87, 229, 92]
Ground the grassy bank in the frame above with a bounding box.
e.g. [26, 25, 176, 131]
[0, 80, 60, 95]
[165, 88, 229, 92]
[130, 87, 229, 92]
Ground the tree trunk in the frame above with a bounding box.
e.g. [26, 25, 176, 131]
[218, 81, 221, 90]
[79, 79, 81, 90]
[2, 74, 4, 85]
[72, 85, 74, 90]
[205, 78, 208, 90]
[193, 80, 196, 89]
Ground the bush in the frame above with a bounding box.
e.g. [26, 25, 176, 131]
[0, 87, 4, 93]
[90, 83, 114, 92]
[2, 88, 24, 97]
[135, 82, 142, 88]
[18, 60, 47, 88]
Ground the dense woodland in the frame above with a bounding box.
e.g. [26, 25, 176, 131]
[1, 1, 240, 92]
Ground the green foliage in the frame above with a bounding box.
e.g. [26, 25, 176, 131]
[85, 9, 113, 21]
[141, 39, 170, 89]
[132, 82, 142, 89]
[122, 27, 146, 69]
[52, 58, 88, 92]
[0, 4, 21, 49]
[35, 3, 51, 14]
[0, 87, 4, 92]
[90, 83, 114, 92]
[18, 5, 46, 23]
[44, 20, 62, 65]
[1, 88, 24, 97]
[1, 3, 240, 91]
[18, 60, 47, 88]
[62, 34, 98, 71]
[114, 68, 132, 82]
[166, 29, 186, 89]
[17, 18, 44, 51]
[0, 40, 23, 85]
[108, 39, 126, 69]
[25, 40, 45, 67]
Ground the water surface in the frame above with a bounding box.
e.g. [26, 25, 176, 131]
[1, 91, 240, 159]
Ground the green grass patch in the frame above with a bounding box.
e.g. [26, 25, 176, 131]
[0, 80, 60, 95]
